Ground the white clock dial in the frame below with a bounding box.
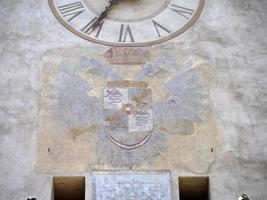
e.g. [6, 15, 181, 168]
[49, 0, 205, 46]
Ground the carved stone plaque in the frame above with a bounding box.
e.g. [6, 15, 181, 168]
[92, 171, 172, 200]
[104, 81, 153, 150]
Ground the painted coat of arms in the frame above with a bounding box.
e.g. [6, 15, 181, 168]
[104, 81, 153, 150]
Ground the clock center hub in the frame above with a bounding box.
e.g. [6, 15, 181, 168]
[84, 0, 171, 22]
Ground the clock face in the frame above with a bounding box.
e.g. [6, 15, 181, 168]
[49, 0, 205, 46]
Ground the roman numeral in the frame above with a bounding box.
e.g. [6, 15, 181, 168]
[118, 24, 135, 43]
[81, 17, 104, 38]
[152, 20, 171, 37]
[170, 4, 194, 20]
[58, 1, 85, 22]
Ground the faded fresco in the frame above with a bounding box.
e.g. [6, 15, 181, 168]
[36, 46, 219, 173]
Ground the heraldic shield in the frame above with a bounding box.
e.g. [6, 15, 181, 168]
[104, 81, 153, 150]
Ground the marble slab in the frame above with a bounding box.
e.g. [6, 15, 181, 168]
[91, 171, 172, 200]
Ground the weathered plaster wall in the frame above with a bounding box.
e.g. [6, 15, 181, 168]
[0, 0, 266, 200]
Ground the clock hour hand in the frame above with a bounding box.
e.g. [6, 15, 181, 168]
[92, 0, 120, 29]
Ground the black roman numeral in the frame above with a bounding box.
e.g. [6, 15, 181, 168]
[170, 4, 194, 20]
[58, 1, 85, 22]
[80, 17, 104, 38]
[118, 24, 135, 43]
[152, 20, 171, 37]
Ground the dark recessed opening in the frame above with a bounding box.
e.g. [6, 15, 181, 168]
[53, 177, 85, 200]
[179, 176, 209, 200]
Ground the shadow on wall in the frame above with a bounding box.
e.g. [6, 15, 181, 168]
[179, 176, 209, 200]
[53, 177, 85, 200]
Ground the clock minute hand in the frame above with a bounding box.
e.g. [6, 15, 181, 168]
[92, 0, 120, 29]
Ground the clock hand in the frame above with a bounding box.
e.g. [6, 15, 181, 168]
[92, 0, 120, 29]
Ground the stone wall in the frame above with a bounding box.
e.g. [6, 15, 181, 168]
[0, 0, 266, 199]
